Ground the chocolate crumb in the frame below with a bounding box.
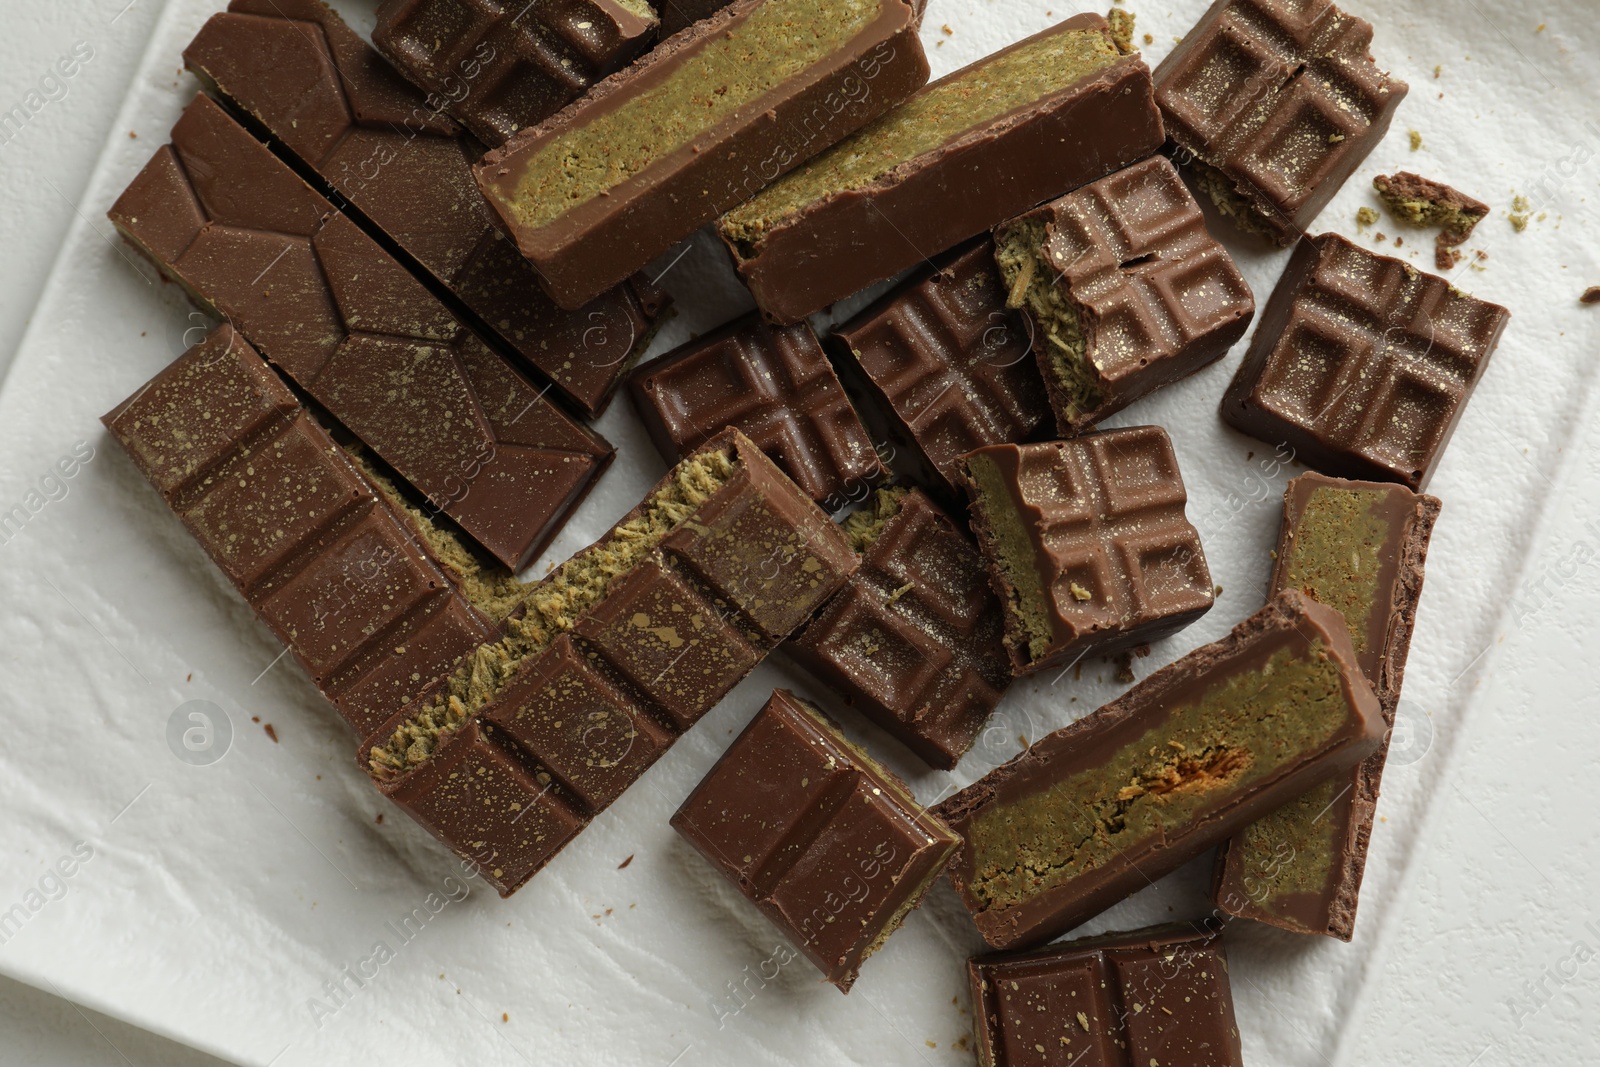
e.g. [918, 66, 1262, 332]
[618, 854, 635, 869]
[1581, 287, 1600, 305]
[1408, 129, 1423, 151]
[1113, 651, 1135, 684]
[375, 813, 384, 824]
[264, 723, 278, 743]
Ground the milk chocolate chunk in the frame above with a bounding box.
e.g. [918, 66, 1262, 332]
[968, 923, 1243, 1067]
[1221, 232, 1510, 491]
[474, 0, 928, 310]
[788, 488, 1012, 768]
[720, 13, 1164, 325]
[993, 155, 1255, 435]
[936, 589, 1386, 949]
[671, 689, 959, 991]
[827, 239, 1052, 496]
[184, 0, 668, 416]
[374, 0, 657, 148]
[628, 313, 884, 506]
[961, 429, 1213, 677]
[1154, 0, 1408, 244]
[1214, 473, 1439, 939]
[108, 95, 611, 571]
[363, 430, 857, 895]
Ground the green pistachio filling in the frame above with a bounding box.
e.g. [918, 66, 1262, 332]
[993, 218, 1102, 426]
[965, 452, 1055, 661]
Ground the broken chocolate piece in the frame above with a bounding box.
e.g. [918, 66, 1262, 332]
[1371, 171, 1490, 273]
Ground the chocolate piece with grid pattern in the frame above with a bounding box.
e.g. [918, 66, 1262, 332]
[1221, 232, 1509, 490]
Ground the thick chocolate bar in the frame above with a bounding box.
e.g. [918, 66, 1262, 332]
[362, 430, 857, 895]
[1221, 232, 1510, 491]
[827, 239, 1052, 495]
[103, 327, 499, 736]
[935, 589, 1386, 949]
[628, 312, 884, 506]
[108, 94, 611, 571]
[968, 923, 1243, 1067]
[993, 155, 1255, 435]
[961, 429, 1214, 677]
[474, 0, 928, 309]
[1214, 473, 1439, 939]
[374, 0, 656, 148]
[184, 0, 668, 417]
[787, 488, 1012, 768]
[671, 689, 959, 991]
[719, 13, 1165, 324]
[1154, 0, 1408, 244]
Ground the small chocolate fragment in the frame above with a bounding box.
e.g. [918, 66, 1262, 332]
[475, 0, 928, 310]
[993, 155, 1255, 435]
[827, 239, 1052, 496]
[1371, 172, 1491, 273]
[936, 589, 1386, 949]
[373, 0, 657, 148]
[671, 689, 959, 991]
[628, 313, 884, 506]
[968, 923, 1243, 1067]
[1221, 232, 1511, 491]
[719, 13, 1164, 324]
[961, 429, 1214, 677]
[1214, 473, 1439, 939]
[1155, 0, 1408, 244]
[1581, 286, 1600, 305]
[788, 488, 1012, 768]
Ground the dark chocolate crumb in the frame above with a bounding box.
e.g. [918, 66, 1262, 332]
[618, 854, 635, 869]
[1581, 287, 1600, 305]
[264, 723, 278, 743]
[375, 813, 384, 824]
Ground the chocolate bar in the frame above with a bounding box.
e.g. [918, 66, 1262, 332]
[373, 0, 656, 148]
[1221, 232, 1510, 491]
[993, 155, 1255, 435]
[968, 923, 1243, 1066]
[787, 488, 1012, 768]
[362, 430, 857, 895]
[936, 590, 1385, 949]
[1154, 0, 1408, 244]
[184, 0, 668, 417]
[103, 327, 501, 736]
[719, 13, 1165, 324]
[108, 94, 612, 571]
[671, 689, 959, 991]
[1214, 473, 1439, 939]
[827, 239, 1052, 495]
[961, 429, 1213, 677]
[474, 0, 928, 309]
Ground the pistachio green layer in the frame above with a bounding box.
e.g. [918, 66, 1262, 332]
[965, 452, 1054, 661]
[1280, 486, 1390, 655]
[1187, 158, 1277, 240]
[1232, 775, 1339, 905]
[840, 485, 910, 553]
[994, 218, 1102, 425]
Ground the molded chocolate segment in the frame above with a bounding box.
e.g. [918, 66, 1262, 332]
[629, 312, 884, 506]
[184, 0, 668, 417]
[993, 155, 1255, 435]
[475, 0, 928, 309]
[1214, 473, 1439, 939]
[671, 689, 959, 991]
[1154, 0, 1408, 244]
[788, 488, 1012, 768]
[108, 94, 612, 571]
[719, 13, 1164, 324]
[936, 589, 1386, 949]
[961, 429, 1213, 677]
[828, 239, 1052, 495]
[968, 923, 1243, 1067]
[374, 0, 657, 148]
[1221, 233, 1510, 491]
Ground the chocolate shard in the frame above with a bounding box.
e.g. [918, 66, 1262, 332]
[936, 589, 1386, 949]
[968, 922, 1243, 1067]
[788, 488, 1013, 768]
[960, 429, 1214, 677]
[671, 689, 959, 991]
[1371, 171, 1491, 272]
[1214, 473, 1439, 939]
[108, 94, 612, 571]
[1154, 0, 1408, 244]
[474, 0, 928, 310]
[183, 0, 669, 417]
[361, 430, 858, 895]
[993, 155, 1255, 436]
[628, 312, 885, 507]
[719, 13, 1165, 324]
[827, 239, 1053, 496]
[1221, 232, 1510, 491]
[373, 0, 657, 148]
